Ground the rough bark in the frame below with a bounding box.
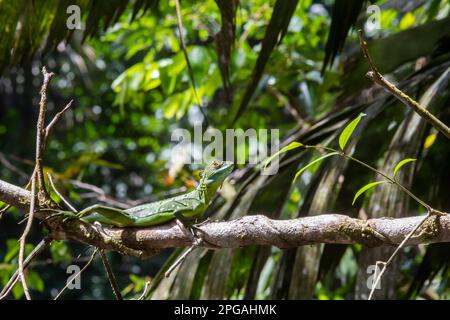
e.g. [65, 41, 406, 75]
[0, 178, 449, 257]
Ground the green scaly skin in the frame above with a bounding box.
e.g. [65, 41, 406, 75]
[59, 161, 234, 228]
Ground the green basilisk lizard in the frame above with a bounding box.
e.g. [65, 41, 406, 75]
[49, 160, 234, 228]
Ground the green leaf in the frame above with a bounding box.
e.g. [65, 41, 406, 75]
[28, 270, 45, 292]
[338, 113, 366, 151]
[352, 180, 388, 205]
[292, 152, 339, 184]
[264, 142, 303, 169]
[393, 158, 416, 178]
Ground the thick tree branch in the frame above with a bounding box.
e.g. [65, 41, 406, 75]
[1, 178, 449, 256]
[0, 179, 31, 209]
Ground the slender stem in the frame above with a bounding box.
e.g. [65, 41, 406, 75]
[137, 281, 151, 300]
[344, 155, 431, 211]
[368, 213, 431, 300]
[306, 144, 431, 211]
[358, 30, 450, 140]
[305, 143, 444, 300]
[54, 249, 98, 300]
[18, 172, 36, 300]
[99, 250, 123, 300]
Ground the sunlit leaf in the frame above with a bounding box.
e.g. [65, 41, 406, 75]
[399, 12, 415, 30]
[4, 239, 20, 263]
[28, 271, 45, 292]
[352, 180, 388, 205]
[393, 158, 416, 178]
[423, 133, 437, 149]
[264, 142, 303, 168]
[292, 152, 339, 184]
[338, 113, 366, 151]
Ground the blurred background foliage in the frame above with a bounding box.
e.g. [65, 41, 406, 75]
[0, 0, 450, 299]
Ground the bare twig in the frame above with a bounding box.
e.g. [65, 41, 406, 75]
[35, 67, 54, 191]
[17, 67, 55, 299]
[47, 176, 123, 300]
[54, 249, 98, 300]
[17, 165, 36, 300]
[368, 210, 442, 300]
[137, 281, 151, 300]
[69, 179, 132, 209]
[47, 173, 76, 212]
[357, 31, 450, 299]
[44, 99, 73, 145]
[358, 30, 450, 139]
[164, 241, 201, 278]
[99, 250, 123, 300]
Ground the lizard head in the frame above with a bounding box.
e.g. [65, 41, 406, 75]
[201, 160, 234, 188]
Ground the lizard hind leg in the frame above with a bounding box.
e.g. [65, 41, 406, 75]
[78, 204, 135, 227]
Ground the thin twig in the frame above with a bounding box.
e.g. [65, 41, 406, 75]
[99, 250, 123, 300]
[47, 173, 76, 212]
[44, 99, 73, 145]
[356, 31, 450, 298]
[54, 249, 98, 300]
[18, 171, 36, 300]
[35, 67, 54, 191]
[17, 67, 54, 299]
[0, 237, 52, 300]
[164, 244, 199, 278]
[137, 281, 151, 300]
[358, 30, 450, 139]
[69, 179, 132, 209]
[48, 175, 124, 300]
[368, 213, 432, 300]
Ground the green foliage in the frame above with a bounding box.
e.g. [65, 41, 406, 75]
[393, 158, 417, 178]
[263, 141, 303, 169]
[293, 152, 339, 184]
[352, 180, 388, 205]
[338, 113, 366, 152]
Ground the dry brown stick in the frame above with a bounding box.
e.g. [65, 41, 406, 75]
[368, 212, 433, 300]
[17, 67, 54, 300]
[47, 175, 124, 300]
[1, 94, 71, 219]
[54, 249, 98, 300]
[18, 172, 35, 299]
[99, 250, 123, 300]
[358, 31, 450, 299]
[35, 67, 54, 191]
[44, 99, 73, 145]
[137, 281, 151, 300]
[358, 30, 450, 139]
